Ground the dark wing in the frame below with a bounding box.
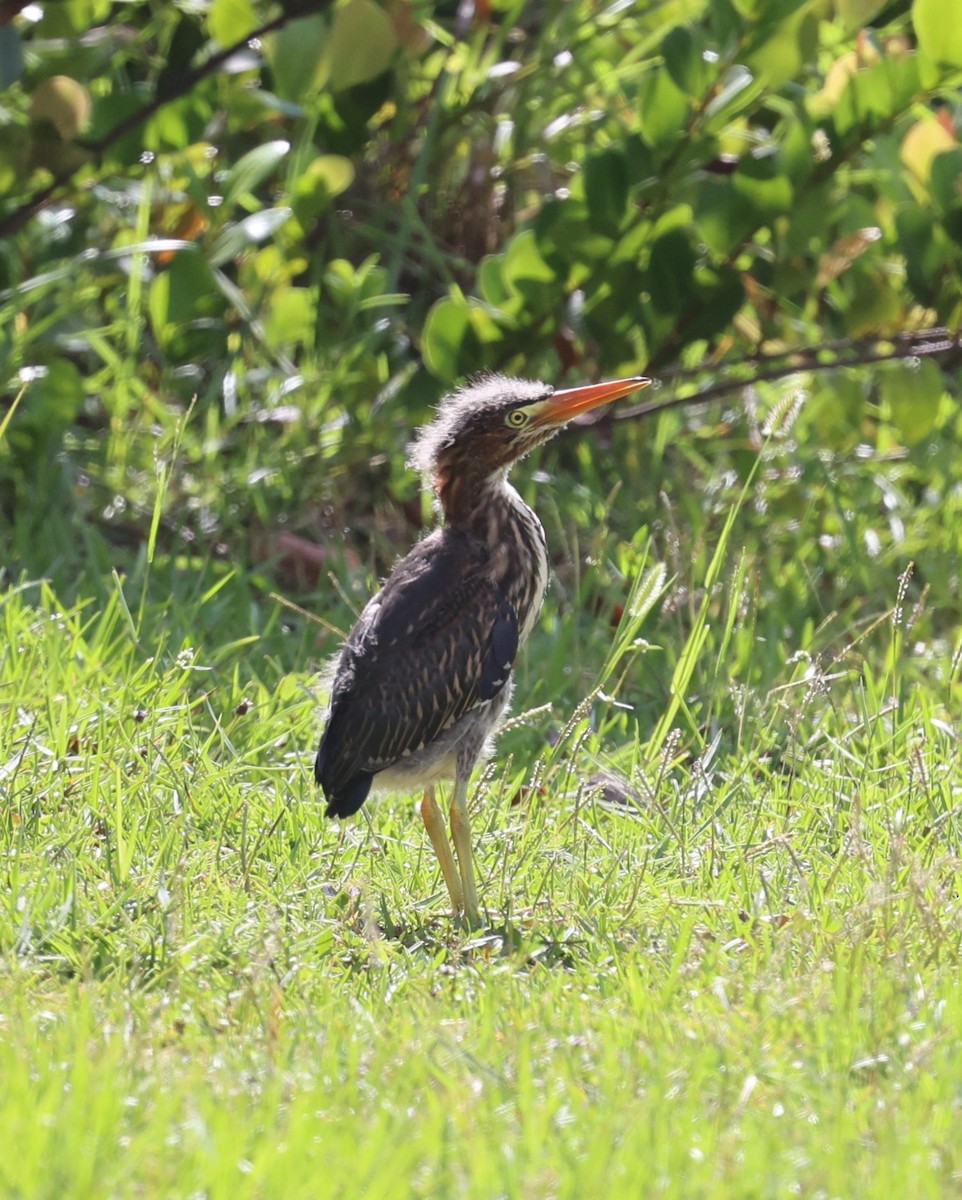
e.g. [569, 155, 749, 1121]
[316, 529, 519, 816]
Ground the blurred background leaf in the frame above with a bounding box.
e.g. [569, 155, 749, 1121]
[0, 0, 959, 676]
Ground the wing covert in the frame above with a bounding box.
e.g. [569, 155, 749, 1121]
[316, 530, 520, 804]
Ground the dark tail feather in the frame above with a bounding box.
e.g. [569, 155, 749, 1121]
[323, 771, 374, 818]
[315, 737, 374, 817]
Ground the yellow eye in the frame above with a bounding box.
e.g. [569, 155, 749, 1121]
[506, 409, 529, 428]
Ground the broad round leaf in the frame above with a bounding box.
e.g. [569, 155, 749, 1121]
[647, 229, 696, 314]
[914, 0, 962, 67]
[264, 287, 314, 350]
[584, 149, 629, 234]
[148, 252, 224, 348]
[501, 230, 556, 306]
[209, 0, 258, 47]
[29, 76, 91, 140]
[661, 26, 711, 97]
[291, 155, 355, 228]
[266, 15, 330, 103]
[326, 0, 399, 92]
[637, 71, 690, 153]
[423, 292, 476, 379]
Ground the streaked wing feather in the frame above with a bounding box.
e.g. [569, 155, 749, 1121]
[317, 530, 518, 802]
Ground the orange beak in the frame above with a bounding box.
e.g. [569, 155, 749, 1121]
[536, 376, 651, 425]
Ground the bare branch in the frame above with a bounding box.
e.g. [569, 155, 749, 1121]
[617, 328, 962, 423]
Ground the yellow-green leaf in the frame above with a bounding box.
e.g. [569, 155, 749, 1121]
[901, 118, 956, 184]
[291, 155, 355, 227]
[209, 0, 258, 47]
[914, 0, 962, 67]
[29, 76, 91, 140]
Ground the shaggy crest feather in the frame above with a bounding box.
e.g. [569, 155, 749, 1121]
[407, 373, 553, 476]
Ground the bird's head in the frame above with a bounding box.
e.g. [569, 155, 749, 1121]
[409, 374, 651, 510]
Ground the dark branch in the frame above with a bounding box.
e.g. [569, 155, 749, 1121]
[617, 328, 962, 423]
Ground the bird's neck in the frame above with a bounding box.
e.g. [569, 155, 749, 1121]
[435, 466, 521, 537]
[435, 467, 549, 643]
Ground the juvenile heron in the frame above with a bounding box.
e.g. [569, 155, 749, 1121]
[315, 373, 651, 925]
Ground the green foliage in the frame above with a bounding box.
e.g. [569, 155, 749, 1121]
[2, 517, 962, 1194]
[2, 4, 962, 1190]
[0, 0, 960, 539]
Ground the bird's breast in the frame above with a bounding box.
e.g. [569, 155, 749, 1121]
[484, 491, 549, 645]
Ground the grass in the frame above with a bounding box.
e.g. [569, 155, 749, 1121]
[2, 452, 962, 1197]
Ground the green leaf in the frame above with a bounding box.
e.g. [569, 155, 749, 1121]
[896, 206, 943, 301]
[621, 134, 655, 190]
[29, 76, 91, 141]
[686, 265, 745, 341]
[0, 126, 27, 196]
[694, 181, 758, 256]
[914, 0, 962, 67]
[837, 0, 889, 30]
[732, 153, 793, 217]
[24, 359, 84, 435]
[661, 26, 710, 98]
[747, 6, 818, 89]
[535, 198, 615, 268]
[776, 115, 814, 185]
[157, 16, 205, 98]
[89, 91, 149, 166]
[501, 230, 556, 306]
[34, 0, 111, 38]
[582, 263, 647, 348]
[209, 0, 258, 47]
[637, 71, 690, 154]
[291, 155, 355, 227]
[264, 287, 314, 350]
[833, 54, 921, 140]
[423, 292, 476, 379]
[709, 0, 744, 47]
[148, 252, 223, 348]
[881, 358, 943, 444]
[223, 140, 291, 209]
[929, 148, 962, 212]
[145, 94, 213, 151]
[325, 0, 399, 92]
[266, 15, 330, 103]
[844, 272, 904, 338]
[584, 149, 629, 235]
[647, 229, 696, 315]
[478, 256, 513, 308]
[704, 65, 760, 127]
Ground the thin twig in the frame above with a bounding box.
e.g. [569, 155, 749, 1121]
[616, 327, 962, 423]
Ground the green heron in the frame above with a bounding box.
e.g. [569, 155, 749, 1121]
[316, 373, 651, 926]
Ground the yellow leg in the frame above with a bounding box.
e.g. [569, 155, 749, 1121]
[450, 778, 481, 928]
[420, 788, 463, 916]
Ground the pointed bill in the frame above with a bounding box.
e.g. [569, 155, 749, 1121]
[537, 376, 652, 424]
